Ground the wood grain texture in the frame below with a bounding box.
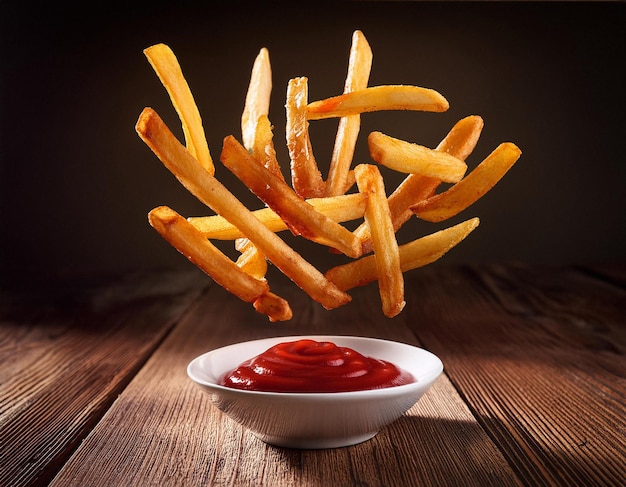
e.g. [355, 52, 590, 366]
[49, 272, 521, 486]
[0, 269, 208, 487]
[405, 264, 626, 486]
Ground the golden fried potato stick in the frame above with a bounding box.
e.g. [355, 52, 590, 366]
[412, 142, 522, 222]
[189, 193, 366, 239]
[235, 238, 268, 280]
[307, 85, 449, 120]
[241, 47, 272, 151]
[144, 44, 213, 174]
[221, 135, 363, 258]
[326, 218, 480, 292]
[136, 107, 350, 310]
[240, 49, 275, 272]
[251, 114, 285, 183]
[355, 164, 405, 318]
[148, 205, 291, 322]
[354, 115, 484, 254]
[286, 77, 326, 198]
[325, 30, 373, 197]
[368, 131, 467, 183]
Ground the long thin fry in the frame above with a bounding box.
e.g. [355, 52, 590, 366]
[286, 77, 325, 198]
[221, 135, 362, 258]
[355, 164, 405, 318]
[189, 193, 367, 239]
[241, 47, 272, 151]
[355, 115, 484, 254]
[148, 205, 291, 322]
[307, 85, 449, 120]
[144, 44, 213, 174]
[412, 142, 522, 222]
[136, 107, 350, 310]
[326, 218, 480, 292]
[325, 30, 373, 197]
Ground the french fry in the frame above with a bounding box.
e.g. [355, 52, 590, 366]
[189, 193, 367, 239]
[148, 205, 291, 322]
[144, 43, 213, 174]
[221, 135, 362, 258]
[307, 85, 449, 120]
[325, 30, 373, 197]
[253, 292, 293, 322]
[241, 47, 272, 151]
[326, 218, 480, 292]
[251, 114, 285, 183]
[412, 142, 522, 222]
[368, 131, 467, 183]
[355, 164, 405, 318]
[355, 115, 484, 253]
[286, 77, 325, 198]
[136, 107, 351, 310]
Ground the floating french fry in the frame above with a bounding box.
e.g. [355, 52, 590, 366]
[368, 131, 467, 183]
[136, 107, 351, 310]
[307, 85, 449, 120]
[355, 164, 405, 318]
[251, 114, 285, 183]
[325, 30, 373, 197]
[144, 43, 213, 174]
[326, 218, 480, 292]
[412, 142, 522, 222]
[190, 193, 366, 239]
[241, 47, 272, 151]
[286, 77, 325, 198]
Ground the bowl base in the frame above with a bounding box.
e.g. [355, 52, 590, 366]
[255, 431, 378, 449]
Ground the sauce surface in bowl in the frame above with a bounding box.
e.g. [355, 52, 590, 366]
[220, 339, 415, 393]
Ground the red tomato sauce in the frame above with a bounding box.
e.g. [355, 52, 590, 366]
[220, 339, 415, 393]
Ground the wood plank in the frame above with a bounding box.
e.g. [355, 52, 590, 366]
[50, 270, 521, 486]
[404, 264, 626, 486]
[0, 269, 208, 487]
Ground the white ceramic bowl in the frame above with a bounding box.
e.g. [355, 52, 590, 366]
[187, 335, 443, 449]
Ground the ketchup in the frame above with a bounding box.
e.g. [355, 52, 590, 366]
[220, 339, 414, 393]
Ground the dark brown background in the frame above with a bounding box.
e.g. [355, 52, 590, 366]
[1, 1, 624, 278]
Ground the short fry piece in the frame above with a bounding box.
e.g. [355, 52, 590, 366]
[221, 135, 362, 258]
[253, 292, 293, 322]
[307, 85, 449, 120]
[412, 142, 522, 222]
[148, 205, 293, 322]
[241, 47, 272, 151]
[325, 30, 373, 197]
[144, 44, 213, 174]
[355, 164, 405, 318]
[368, 131, 467, 183]
[136, 107, 350, 310]
[189, 193, 367, 239]
[326, 218, 480, 292]
[286, 77, 325, 198]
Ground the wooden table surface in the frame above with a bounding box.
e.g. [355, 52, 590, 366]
[1, 264, 624, 486]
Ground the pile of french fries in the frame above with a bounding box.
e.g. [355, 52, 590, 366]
[136, 31, 521, 322]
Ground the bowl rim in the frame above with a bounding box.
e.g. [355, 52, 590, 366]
[187, 334, 443, 398]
